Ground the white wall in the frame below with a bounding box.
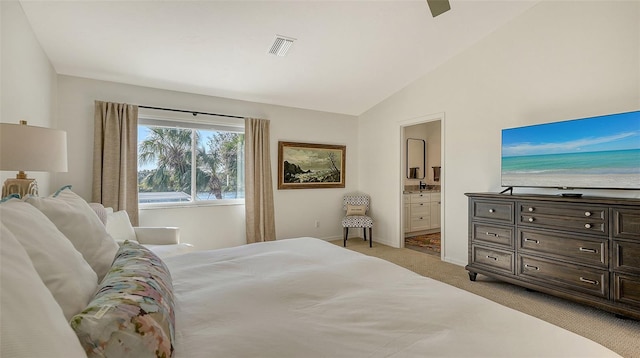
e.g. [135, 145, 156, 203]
[403, 123, 427, 187]
[424, 121, 441, 184]
[358, 1, 640, 265]
[403, 121, 441, 187]
[5, 0, 639, 258]
[1, 1, 58, 196]
[55, 76, 358, 251]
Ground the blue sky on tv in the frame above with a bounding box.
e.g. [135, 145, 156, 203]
[502, 111, 640, 157]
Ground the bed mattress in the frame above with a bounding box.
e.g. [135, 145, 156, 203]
[165, 237, 619, 357]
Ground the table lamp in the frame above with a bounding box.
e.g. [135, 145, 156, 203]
[0, 120, 68, 197]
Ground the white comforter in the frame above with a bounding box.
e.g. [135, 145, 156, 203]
[165, 237, 619, 357]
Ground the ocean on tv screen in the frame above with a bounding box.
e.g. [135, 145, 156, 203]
[501, 110, 640, 189]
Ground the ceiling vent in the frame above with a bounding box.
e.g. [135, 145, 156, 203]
[268, 35, 295, 56]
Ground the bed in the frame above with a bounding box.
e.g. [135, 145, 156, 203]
[166, 237, 618, 357]
[0, 189, 620, 357]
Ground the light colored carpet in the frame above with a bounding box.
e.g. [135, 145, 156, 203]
[333, 238, 640, 358]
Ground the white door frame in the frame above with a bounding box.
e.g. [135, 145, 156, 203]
[397, 112, 445, 259]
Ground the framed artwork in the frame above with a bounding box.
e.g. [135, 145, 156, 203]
[277, 141, 346, 189]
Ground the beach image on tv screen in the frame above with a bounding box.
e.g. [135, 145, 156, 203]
[501, 110, 640, 189]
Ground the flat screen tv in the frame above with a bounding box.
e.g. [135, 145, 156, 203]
[501, 110, 640, 190]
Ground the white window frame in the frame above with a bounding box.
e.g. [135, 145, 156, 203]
[138, 115, 245, 209]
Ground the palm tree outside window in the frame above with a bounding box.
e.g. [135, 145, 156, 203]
[137, 118, 244, 205]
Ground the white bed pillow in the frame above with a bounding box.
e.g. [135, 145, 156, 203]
[0, 198, 98, 320]
[106, 209, 138, 243]
[0, 225, 88, 358]
[88, 202, 108, 225]
[25, 186, 119, 281]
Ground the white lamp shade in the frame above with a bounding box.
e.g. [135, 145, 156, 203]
[0, 123, 68, 172]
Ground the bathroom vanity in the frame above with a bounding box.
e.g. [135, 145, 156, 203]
[403, 190, 441, 234]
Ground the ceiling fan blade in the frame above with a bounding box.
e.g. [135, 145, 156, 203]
[426, 0, 451, 17]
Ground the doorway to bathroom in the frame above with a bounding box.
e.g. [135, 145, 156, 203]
[399, 114, 443, 259]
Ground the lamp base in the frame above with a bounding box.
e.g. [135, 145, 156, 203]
[2, 178, 38, 198]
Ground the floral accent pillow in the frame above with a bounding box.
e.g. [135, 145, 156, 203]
[71, 240, 175, 358]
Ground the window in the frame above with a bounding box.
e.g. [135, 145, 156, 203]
[137, 118, 244, 205]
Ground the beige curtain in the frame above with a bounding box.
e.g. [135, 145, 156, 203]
[244, 118, 276, 243]
[92, 101, 139, 226]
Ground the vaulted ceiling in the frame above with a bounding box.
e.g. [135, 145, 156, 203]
[20, 0, 538, 115]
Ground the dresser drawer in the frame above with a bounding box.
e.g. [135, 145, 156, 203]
[613, 240, 640, 275]
[472, 200, 514, 224]
[472, 223, 514, 248]
[519, 214, 607, 236]
[410, 217, 430, 231]
[518, 201, 608, 236]
[411, 201, 430, 215]
[519, 201, 607, 220]
[613, 208, 640, 240]
[410, 193, 431, 204]
[518, 255, 608, 298]
[613, 274, 640, 306]
[471, 245, 514, 274]
[518, 229, 607, 267]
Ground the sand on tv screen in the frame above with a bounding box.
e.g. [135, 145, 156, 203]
[501, 110, 640, 190]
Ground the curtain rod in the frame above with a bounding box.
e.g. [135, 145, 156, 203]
[138, 105, 244, 119]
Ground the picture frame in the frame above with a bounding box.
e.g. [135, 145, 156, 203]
[277, 141, 346, 189]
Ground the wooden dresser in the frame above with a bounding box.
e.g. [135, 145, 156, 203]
[465, 192, 640, 319]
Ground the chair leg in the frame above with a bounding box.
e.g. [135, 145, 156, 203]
[343, 227, 348, 247]
[369, 228, 373, 248]
[363, 227, 367, 241]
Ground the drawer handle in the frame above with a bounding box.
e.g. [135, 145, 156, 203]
[584, 211, 592, 217]
[524, 237, 540, 244]
[579, 247, 597, 254]
[485, 232, 499, 237]
[420, 203, 424, 206]
[488, 209, 495, 213]
[528, 217, 535, 223]
[579, 277, 599, 285]
[486, 255, 498, 261]
[584, 223, 592, 229]
[528, 207, 534, 212]
[524, 264, 539, 270]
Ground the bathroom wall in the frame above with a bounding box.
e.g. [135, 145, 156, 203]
[403, 121, 442, 189]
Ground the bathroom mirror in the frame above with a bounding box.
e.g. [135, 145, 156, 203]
[406, 138, 426, 179]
